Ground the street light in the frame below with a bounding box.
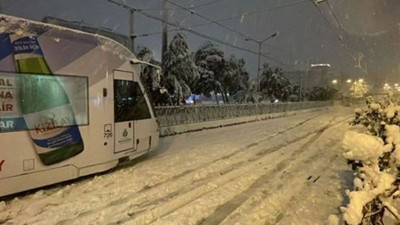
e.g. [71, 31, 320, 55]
[346, 79, 352, 83]
[332, 79, 338, 84]
[245, 31, 279, 92]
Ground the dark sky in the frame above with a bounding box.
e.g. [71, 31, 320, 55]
[1, 0, 399, 84]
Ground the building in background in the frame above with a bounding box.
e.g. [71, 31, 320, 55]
[286, 65, 337, 90]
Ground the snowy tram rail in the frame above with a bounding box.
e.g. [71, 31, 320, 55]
[0, 107, 353, 225]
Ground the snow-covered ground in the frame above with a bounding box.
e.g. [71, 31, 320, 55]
[0, 107, 355, 225]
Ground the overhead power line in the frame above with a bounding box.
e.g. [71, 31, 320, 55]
[325, 0, 342, 29]
[166, 0, 251, 38]
[135, 0, 227, 11]
[134, 0, 307, 38]
[308, 0, 356, 63]
[106, 0, 291, 68]
[191, 0, 228, 9]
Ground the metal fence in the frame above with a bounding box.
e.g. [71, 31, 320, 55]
[155, 101, 332, 127]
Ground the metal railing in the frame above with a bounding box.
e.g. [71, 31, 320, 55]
[155, 101, 332, 127]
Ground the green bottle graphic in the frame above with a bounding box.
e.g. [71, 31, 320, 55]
[11, 34, 84, 165]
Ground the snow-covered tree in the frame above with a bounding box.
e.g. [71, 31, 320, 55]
[226, 56, 250, 101]
[337, 96, 400, 225]
[232, 79, 261, 103]
[136, 46, 170, 105]
[289, 84, 301, 102]
[136, 46, 160, 90]
[259, 63, 291, 102]
[162, 33, 199, 104]
[194, 42, 225, 103]
[350, 81, 370, 99]
[308, 86, 337, 101]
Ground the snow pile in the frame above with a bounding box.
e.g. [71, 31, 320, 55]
[354, 108, 363, 115]
[327, 214, 340, 225]
[343, 170, 396, 225]
[370, 103, 381, 111]
[342, 131, 383, 161]
[337, 97, 400, 225]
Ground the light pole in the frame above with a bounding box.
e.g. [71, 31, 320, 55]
[245, 31, 279, 92]
[129, 9, 135, 53]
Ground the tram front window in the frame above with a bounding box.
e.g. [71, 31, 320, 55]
[114, 80, 135, 123]
[114, 80, 151, 122]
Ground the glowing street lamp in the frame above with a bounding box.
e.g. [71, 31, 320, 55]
[332, 79, 338, 84]
[346, 79, 352, 83]
[358, 79, 364, 83]
[384, 83, 391, 90]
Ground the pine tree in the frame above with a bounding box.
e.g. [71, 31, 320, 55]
[260, 63, 291, 102]
[136, 46, 169, 105]
[162, 33, 199, 104]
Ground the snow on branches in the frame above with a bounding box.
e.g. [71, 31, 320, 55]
[337, 97, 400, 225]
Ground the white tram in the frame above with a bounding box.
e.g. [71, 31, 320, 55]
[0, 14, 160, 197]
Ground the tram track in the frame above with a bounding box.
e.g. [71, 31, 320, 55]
[92, 117, 344, 225]
[1, 110, 351, 225]
[53, 112, 332, 225]
[153, 119, 345, 225]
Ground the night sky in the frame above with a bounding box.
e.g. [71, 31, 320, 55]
[1, 0, 399, 85]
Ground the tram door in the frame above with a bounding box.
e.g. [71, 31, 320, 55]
[113, 70, 136, 153]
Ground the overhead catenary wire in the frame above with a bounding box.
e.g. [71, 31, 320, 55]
[106, 0, 291, 68]
[190, 0, 228, 9]
[133, 0, 227, 11]
[308, 0, 357, 63]
[325, 0, 342, 29]
[322, 0, 355, 47]
[166, 0, 251, 39]
[133, 0, 307, 38]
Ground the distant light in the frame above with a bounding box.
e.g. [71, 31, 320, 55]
[384, 83, 391, 90]
[358, 79, 364, 83]
[332, 79, 338, 84]
[311, 63, 331, 68]
[346, 79, 352, 83]
[395, 83, 399, 87]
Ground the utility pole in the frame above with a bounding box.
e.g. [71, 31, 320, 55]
[129, 9, 135, 53]
[299, 73, 303, 101]
[161, 0, 168, 65]
[256, 43, 261, 92]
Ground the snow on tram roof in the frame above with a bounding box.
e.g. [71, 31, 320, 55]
[0, 13, 137, 61]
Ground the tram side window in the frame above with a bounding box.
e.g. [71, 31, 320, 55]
[114, 80, 152, 122]
[0, 72, 89, 132]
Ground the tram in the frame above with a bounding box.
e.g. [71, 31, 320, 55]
[0, 14, 160, 197]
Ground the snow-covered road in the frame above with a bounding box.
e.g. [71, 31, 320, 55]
[0, 107, 355, 225]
